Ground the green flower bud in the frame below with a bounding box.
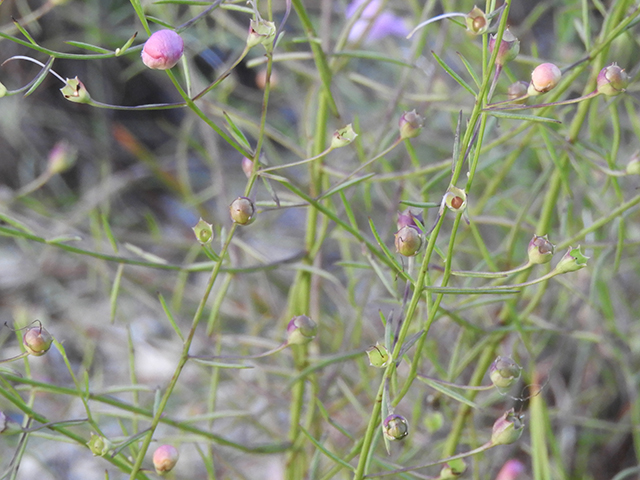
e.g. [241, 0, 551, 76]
[192, 218, 214, 245]
[398, 110, 424, 139]
[489, 356, 521, 389]
[23, 325, 53, 356]
[153, 444, 179, 474]
[366, 343, 391, 368]
[597, 63, 629, 96]
[553, 245, 589, 275]
[331, 124, 358, 149]
[87, 432, 113, 456]
[527, 234, 554, 265]
[47, 140, 78, 175]
[247, 19, 276, 49]
[229, 197, 255, 225]
[627, 155, 640, 175]
[439, 458, 467, 478]
[383, 414, 409, 441]
[489, 29, 520, 67]
[442, 186, 467, 213]
[507, 81, 529, 103]
[287, 315, 317, 345]
[465, 6, 488, 35]
[490, 408, 524, 446]
[395, 225, 422, 257]
[527, 63, 561, 96]
[60, 77, 92, 104]
[0, 82, 7, 98]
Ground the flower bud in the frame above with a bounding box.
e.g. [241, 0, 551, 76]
[489, 356, 521, 389]
[397, 209, 422, 231]
[597, 63, 628, 96]
[60, 77, 91, 104]
[0, 82, 7, 98]
[490, 409, 524, 446]
[383, 414, 409, 441]
[0, 412, 22, 436]
[87, 432, 113, 456]
[495, 459, 526, 480]
[442, 186, 467, 213]
[247, 19, 276, 49]
[439, 458, 467, 478]
[242, 157, 254, 178]
[528, 63, 561, 96]
[398, 110, 423, 139]
[331, 124, 358, 149]
[47, 140, 78, 175]
[153, 444, 179, 474]
[286, 315, 317, 345]
[527, 234, 554, 265]
[192, 218, 214, 245]
[627, 154, 640, 175]
[23, 325, 53, 356]
[507, 81, 529, 103]
[553, 245, 589, 274]
[229, 197, 255, 225]
[141, 30, 184, 70]
[465, 6, 488, 35]
[395, 225, 422, 257]
[366, 343, 391, 368]
[489, 29, 520, 67]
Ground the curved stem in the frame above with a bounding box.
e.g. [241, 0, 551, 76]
[406, 12, 467, 39]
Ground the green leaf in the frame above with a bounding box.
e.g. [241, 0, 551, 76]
[456, 52, 481, 88]
[223, 111, 253, 154]
[332, 50, 413, 68]
[158, 293, 184, 341]
[299, 425, 356, 472]
[417, 377, 480, 409]
[485, 110, 561, 124]
[431, 50, 475, 96]
[65, 41, 112, 54]
[319, 173, 376, 200]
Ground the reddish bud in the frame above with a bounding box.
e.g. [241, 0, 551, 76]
[141, 30, 184, 70]
[153, 444, 179, 474]
[597, 63, 628, 96]
[528, 63, 561, 96]
[489, 29, 520, 66]
[23, 325, 53, 356]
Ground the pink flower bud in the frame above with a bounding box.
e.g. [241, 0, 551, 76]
[153, 444, 179, 474]
[528, 63, 561, 96]
[47, 140, 78, 175]
[241, 157, 254, 178]
[397, 209, 422, 231]
[495, 459, 526, 480]
[23, 325, 53, 356]
[491, 409, 524, 446]
[597, 63, 628, 96]
[141, 30, 184, 70]
[489, 29, 520, 67]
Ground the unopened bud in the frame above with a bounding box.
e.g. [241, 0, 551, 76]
[366, 343, 391, 368]
[331, 124, 358, 149]
[383, 414, 409, 441]
[553, 245, 589, 274]
[395, 225, 422, 256]
[489, 356, 521, 389]
[23, 325, 53, 356]
[442, 186, 467, 213]
[465, 6, 488, 35]
[192, 218, 214, 245]
[495, 459, 526, 480]
[141, 30, 184, 70]
[153, 444, 179, 474]
[47, 140, 78, 175]
[491, 409, 524, 446]
[287, 315, 317, 345]
[627, 154, 640, 175]
[398, 110, 423, 139]
[242, 157, 254, 178]
[439, 458, 467, 478]
[527, 234, 554, 265]
[397, 209, 422, 231]
[247, 19, 276, 49]
[229, 197, 255, 225]
[87, 432, 113, 456]
[597, 63, 628, 96]
[489, 29, 520, 66]
[0, 82, 6, 98]
[507, 81, 529, 103]
[60, 77, 91, 104]
[528, 63, 561, 96]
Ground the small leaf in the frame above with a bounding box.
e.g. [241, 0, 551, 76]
[432, 51, 475, 96]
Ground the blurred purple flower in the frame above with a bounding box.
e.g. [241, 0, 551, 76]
[495, 459, 525, 480]
[346, 0, 409, 43]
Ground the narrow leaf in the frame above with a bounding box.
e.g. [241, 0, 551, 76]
[485, 110, 561, 124]
[418, 376, 480, 409]
[431, 51, 475, 96]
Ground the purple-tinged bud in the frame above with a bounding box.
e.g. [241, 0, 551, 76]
[465, 6, 488, 35]
[331, 124, 358, 149]
[495, 459, 526, 480]
[23, 325, 53, 356]
[527, 234, 554, 265]
[141, 30, 184, 70]
[383, 414, 408, 441]
[229, 197, 255, 225]
[553, 245, 589, 274]
[60, 77, 91, 104]
[489, 29, 520, 66]
[440, 458, 467, 479]
[87, 432, 113, 456]
[397, 209, 423, 231]
[47, 140, 78, 175]
[366, 343, 391, 368]
[489, 356, 521, 389]
[507, 81, 529, 103]
[442, 186, 467, 213]
[0, 412, 22, 435]
[153, 444, 179, 474]
[398, 110, 424, 139]
[242, 157, 254, 178]
[192, 218, 214, 245]
[247, 19, 276, 49]
[528, 63, 561, 96]
[395, 225, 422, 257]
[287, 315, 317, 345]
[490, 409, 524, 446]
[597, 63, 628, 96]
